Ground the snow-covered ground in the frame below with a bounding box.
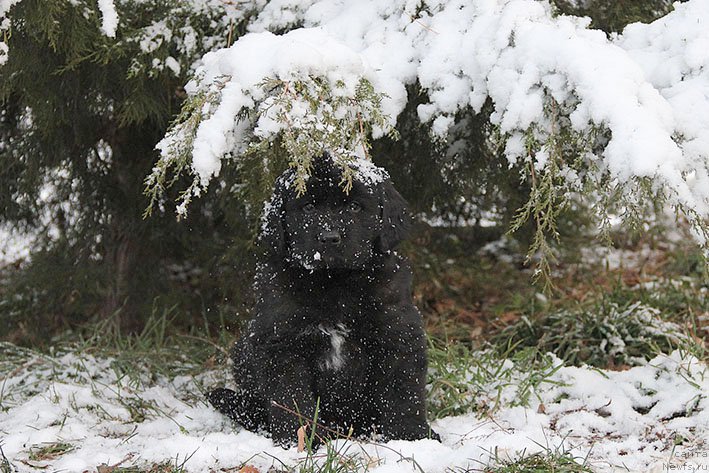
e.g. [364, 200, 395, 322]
[1, 345, 707, 472]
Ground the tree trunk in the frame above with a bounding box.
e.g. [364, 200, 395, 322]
[102, 228, 141, 332]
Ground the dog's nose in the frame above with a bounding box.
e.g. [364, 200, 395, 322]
[319, 231, 342, 245]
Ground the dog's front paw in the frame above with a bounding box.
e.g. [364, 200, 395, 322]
[270, 423, 301, 449]
[379, 419, 440, 442]
[207, 387, 240, 416]
[208, 387, 269, 433]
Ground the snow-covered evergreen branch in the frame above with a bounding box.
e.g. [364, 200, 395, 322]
[150, 0, 709, 251]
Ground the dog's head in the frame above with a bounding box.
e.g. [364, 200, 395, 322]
[260, 156, 411, 270]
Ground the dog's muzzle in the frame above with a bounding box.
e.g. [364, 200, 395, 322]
[318, 230, 342, 245]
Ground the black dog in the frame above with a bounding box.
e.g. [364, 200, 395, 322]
[208, 156, 437, 446]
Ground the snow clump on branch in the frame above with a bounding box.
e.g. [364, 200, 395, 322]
[0, 0, 22, 65]
[176, 28, 377, 186]
[97, 0, 119, 38]
[150, 27, 395, 214]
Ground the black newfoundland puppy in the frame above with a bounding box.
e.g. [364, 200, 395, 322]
[208, 155, 437, 446]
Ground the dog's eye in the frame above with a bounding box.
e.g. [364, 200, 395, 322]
[303, 203, 316, 213]
[348, 201, 362, 213]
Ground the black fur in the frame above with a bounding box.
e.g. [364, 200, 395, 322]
[208, 157, 438, 446]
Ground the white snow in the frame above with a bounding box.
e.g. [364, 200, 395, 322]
[350, 157, 389, 188]
[1, 346, 707, 472]
[97, 0, 118, 38]
[137, 20, 172, 54]
[0, 0, 20, 17]
[0, 226, 33, 265]
[317, 323, 350, 371]
[0, 40, 7, 65]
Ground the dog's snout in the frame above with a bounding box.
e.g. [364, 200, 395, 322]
[319, 231, 342, 245]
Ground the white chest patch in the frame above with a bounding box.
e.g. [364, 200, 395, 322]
[318, 323, 350, 372]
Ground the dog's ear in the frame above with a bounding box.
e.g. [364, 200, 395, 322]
[258, 181, 287, 258]
[376, 180, 412, 253]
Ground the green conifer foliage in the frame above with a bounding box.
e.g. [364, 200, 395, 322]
[552, 0, 676, 33]
[0, 0, 253, 341]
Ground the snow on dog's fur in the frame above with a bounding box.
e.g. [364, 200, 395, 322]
[208, 155, 438, 446]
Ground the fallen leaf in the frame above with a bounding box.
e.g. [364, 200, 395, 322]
[239, 465, 260, 473]
[297, 426, 306, 452]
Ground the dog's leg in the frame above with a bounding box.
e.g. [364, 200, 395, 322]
[374, 311, 440, 441]
[231, 337, 325, 447]
[266, 357, 322, 448]
[375, 361, 438, 441]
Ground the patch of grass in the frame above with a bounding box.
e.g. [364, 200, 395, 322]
[296, 440, 378, 473]
[0, 342, 54, 410]
[486, 236, 709, 369]
[450, 438, 593, 473]
[427, 339, 563, 419]
[0, 304, 234, 412]
[493, 297, 704, 368]
[482, 447, 593, 473]
[28, 441, 75, 461]
[1, 444, 14, 473]
[121, 397, 159, 423]
[93, 451, 196, 473]
[74, 303, 234, 388]
[279, 436, 426, 473]
[97, 461, 185, 473]
[599, 273, 707, 327]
